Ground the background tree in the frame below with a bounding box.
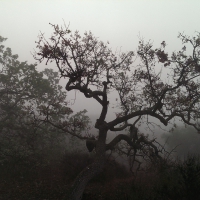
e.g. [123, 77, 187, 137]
[0, 36, 90, 179]
[35, 24, 200, 200]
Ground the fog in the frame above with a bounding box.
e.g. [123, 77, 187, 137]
[1, 0, 200, 155]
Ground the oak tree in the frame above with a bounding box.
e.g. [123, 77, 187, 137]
[35, 24, 200, 200]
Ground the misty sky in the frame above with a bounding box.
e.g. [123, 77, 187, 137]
[1, 0, 200, 120]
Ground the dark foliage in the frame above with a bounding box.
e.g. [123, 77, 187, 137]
[1, 154, 200, 199]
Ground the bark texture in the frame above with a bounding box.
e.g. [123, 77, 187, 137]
[66, 130, 107, 200]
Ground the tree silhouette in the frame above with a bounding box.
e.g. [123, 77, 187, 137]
[34, 24, 200, 200]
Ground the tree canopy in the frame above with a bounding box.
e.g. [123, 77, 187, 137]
[35, 25, 200, 131]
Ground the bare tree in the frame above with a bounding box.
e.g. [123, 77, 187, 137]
[34, 24, 200, 199]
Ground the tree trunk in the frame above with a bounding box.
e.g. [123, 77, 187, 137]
[66, 129, 107, 200]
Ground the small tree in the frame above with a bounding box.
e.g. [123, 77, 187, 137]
[34, 24, 200, 199]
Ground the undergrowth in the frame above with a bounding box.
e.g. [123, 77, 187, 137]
[1, 153, 200, 200]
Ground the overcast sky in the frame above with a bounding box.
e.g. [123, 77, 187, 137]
[1, 0, 200, 120]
